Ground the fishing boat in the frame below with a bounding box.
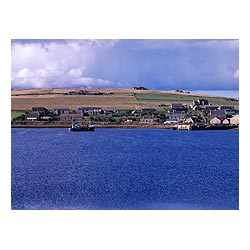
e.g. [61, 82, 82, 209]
[69, 123, 95, 132]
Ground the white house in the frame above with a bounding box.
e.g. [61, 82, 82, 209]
[222, 118, 230, 125]
[210, 117, 221, 125]
[184, 117, 194, 124]
[230, 115, 239, 125]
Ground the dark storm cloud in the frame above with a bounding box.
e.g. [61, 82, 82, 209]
[11, 39, 239, 90]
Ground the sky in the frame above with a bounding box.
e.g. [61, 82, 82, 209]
[11, 39, 239, 91]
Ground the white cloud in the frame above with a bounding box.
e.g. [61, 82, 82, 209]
[11, 39, 239, 90]
[68, 68, 83, 78]
[11, 40, 118, 88]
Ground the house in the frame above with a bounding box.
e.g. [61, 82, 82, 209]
[60, 113, 83, 122]
[194, 105, 219, 111]
[140, 116, 158, 123]
[40, 116, 53, 120]
[171, 103, 183, 109]
[210, 117, 222, 125]
[170, 103, 188, 113]
[230, 115, 239, 125]
[210, 110, 226, 119]
[104, 108, 119, 114]
[53, 108, 70, 115]
[94, 114, 114, 122]
[78, 107, 102, 115]
[184, 117, 194, 124]
[31, 107, 48, 113]
[222, 118, 230, 125]
[197, 99, 209, 105]
[141, 108, 157, 114]
[25, 112, 40, 121]
[192, 99, 209, 107]
[119, 116, 140, 122]
[164, 113, 184, 123]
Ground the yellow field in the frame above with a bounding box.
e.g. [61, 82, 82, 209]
[11, 88, 239, 111]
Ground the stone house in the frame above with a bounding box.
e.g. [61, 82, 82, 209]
[60, 113, 83, 122]
[78, 107, 102, 115]
[139, 116, 158, 123]
[53, 108, 70, 115]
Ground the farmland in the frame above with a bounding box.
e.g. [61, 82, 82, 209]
[11, 87, 239, 111]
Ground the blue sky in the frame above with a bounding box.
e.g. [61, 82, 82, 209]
[11, 39, 239, 90]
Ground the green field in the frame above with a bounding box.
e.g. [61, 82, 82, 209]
[135, 93, 239, 109]
[11, 111, 25, 120]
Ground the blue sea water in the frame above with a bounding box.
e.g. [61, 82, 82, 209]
[11, 128, 239, 210]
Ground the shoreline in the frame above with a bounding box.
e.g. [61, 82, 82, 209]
[11, 124, 174, 129]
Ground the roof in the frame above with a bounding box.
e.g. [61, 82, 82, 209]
[210, 110, 226, 115]
[25, 112, 40, 118]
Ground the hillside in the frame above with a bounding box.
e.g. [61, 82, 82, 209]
[11, 88, 239, 111]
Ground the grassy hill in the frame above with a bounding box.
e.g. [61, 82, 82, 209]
[11, 88, 239, 111]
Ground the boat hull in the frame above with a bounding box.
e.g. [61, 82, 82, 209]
[69, 127, 95, 132]
[191, 124, 238, 130]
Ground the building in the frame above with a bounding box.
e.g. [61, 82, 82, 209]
[210, 117, 222, 125]
[222, 118, 230, 125]
[170, 103, 188, 113]
[164, 113, 184, 123]
[193, 105, 220, 111]
[230, 115, 239, 125]
[104, 108, 119, 114]
[60, 113, 83, 122]
[119, 116, 140, 122]
[141, 108, 157, 114]
[192, 99, 209, 107]
[197, 99, 209, 105]
[53, 108, 70, 115]
[40, 116, 53, 120]
[25, 112, 40, 121]
[210, 110, 226, 119]
[139, 116, 158, 123]
[94, 114, 114, 122]
[31, 107, 48, 113]
[78, 107, 102, 115]
[184, 117, 194, 124]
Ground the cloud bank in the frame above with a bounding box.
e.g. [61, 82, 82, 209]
[11, 39, 239, 90]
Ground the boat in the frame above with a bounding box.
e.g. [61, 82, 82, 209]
[172, 124, 238, 131]
[69, 123, 95, 132]
[190, 124, 238, 131]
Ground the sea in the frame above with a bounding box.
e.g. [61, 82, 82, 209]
[11, 128, 239, 210]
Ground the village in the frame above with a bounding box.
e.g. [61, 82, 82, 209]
[11, 97, 239, 129]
